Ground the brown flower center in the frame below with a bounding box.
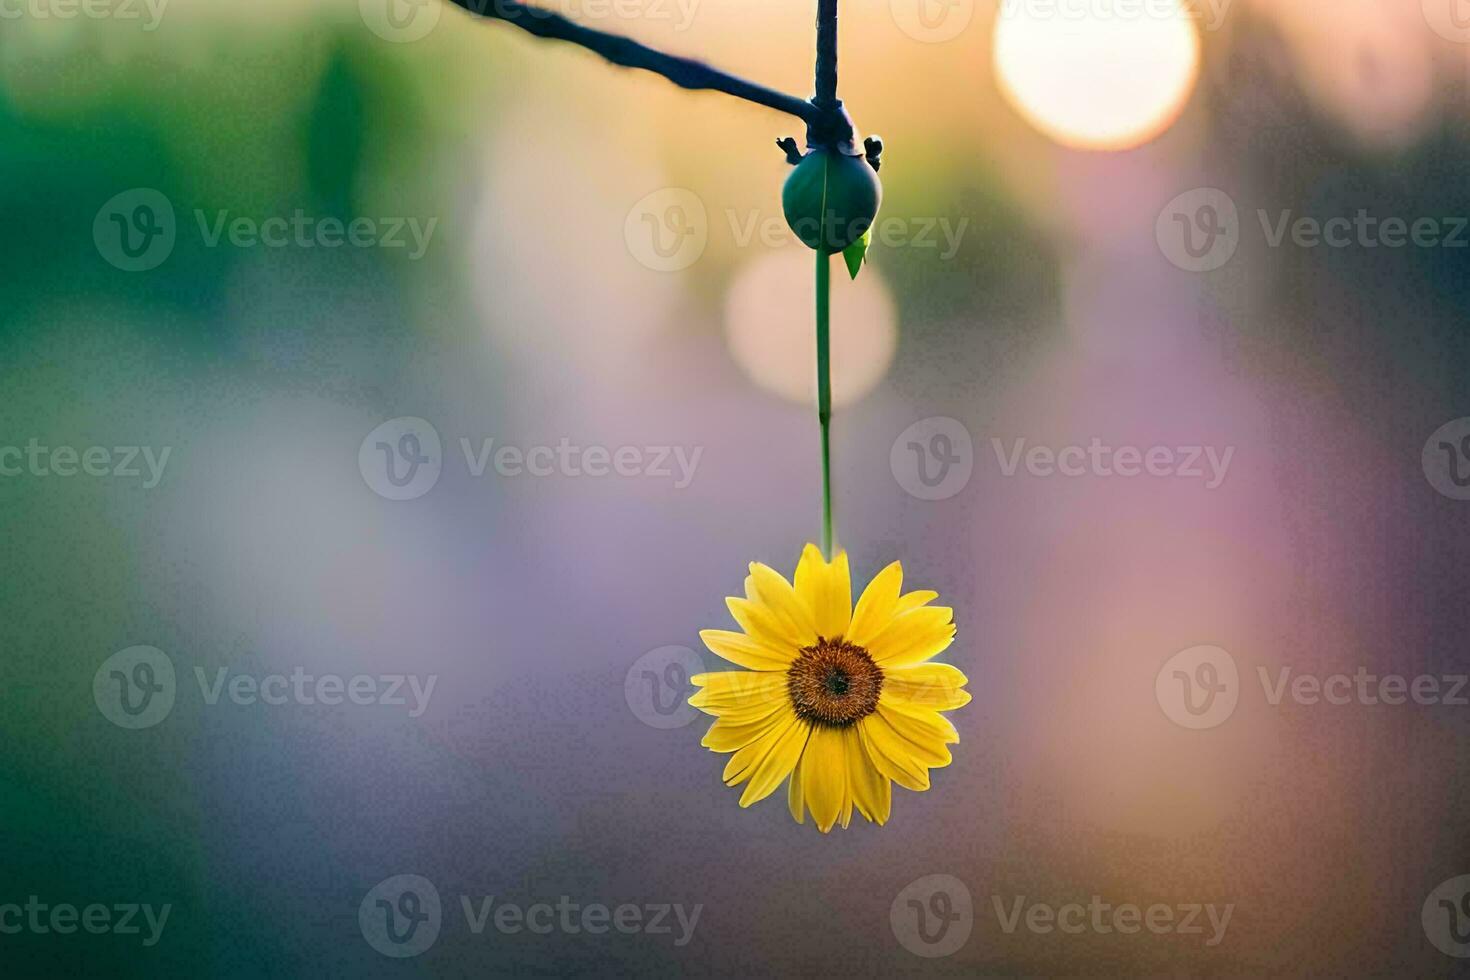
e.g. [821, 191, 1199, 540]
[786, 637, 883, 727]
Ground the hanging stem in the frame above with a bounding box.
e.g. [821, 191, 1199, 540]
[816, 246, 833, 559]
[814, 0, 838, 560]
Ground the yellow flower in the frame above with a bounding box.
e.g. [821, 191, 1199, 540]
[690, 544, 970, 832]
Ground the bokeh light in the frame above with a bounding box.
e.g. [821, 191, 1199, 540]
[723, 249, 896, 407]
[993, 0, 1201, 150]
[1258, 0, 1435, 149]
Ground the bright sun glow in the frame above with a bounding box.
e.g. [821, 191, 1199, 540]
[993, 0, 1202, 151]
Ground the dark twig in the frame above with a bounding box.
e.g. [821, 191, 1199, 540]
[448, 0, 820, 124]
[814, 0, 838, 110]
[805, 0, 854, 153]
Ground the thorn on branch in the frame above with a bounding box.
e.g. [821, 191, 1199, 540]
[864, 135, 884, 172]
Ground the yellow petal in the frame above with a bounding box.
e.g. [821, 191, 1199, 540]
[857, 711, 931, 791]
[881, 662, 972, 711]
[845, 726, 891, 825]
[800, 724, 849, 833]
[787, 759, 805, 824]
[895, 589, 938, 614]
[793, 544, 852, 639]
[727, 596, 807, 656]
[847, 561, 903, 648]
[875, 703, 955, 767]
[700, 701, 788, 751]
[689, 671, 786, 715]
[745, 563, 818, 646]
[699, 629, 794, 671]
[700, 693, 796, 725]
[722, 707, 800, 785]
[739, 720, 810, 807]
[867, 606, 956, 667]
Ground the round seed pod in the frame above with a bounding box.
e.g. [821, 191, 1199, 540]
[781, 149, 882, 252]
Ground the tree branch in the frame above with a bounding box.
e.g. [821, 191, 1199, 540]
[448, 0, 820, 124]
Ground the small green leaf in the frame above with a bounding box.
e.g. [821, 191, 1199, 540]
[842, 228, 871, 280]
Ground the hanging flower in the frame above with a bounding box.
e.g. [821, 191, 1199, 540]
[690, 544, 970, 832]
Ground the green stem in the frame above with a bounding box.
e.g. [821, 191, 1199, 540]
[816, 245, 833, 559]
